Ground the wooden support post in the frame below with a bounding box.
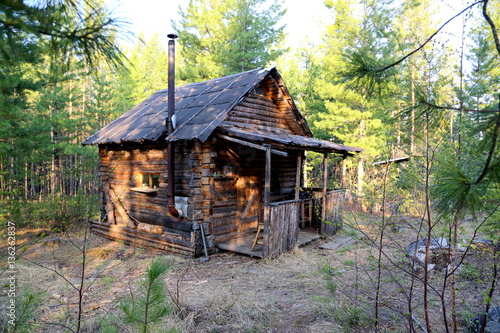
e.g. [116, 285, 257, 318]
[263, 145, 271, 257]
[295, 153, 302, 200]
[341, 154, 347, 189]
[321, 153, 328, 234]
[296, 152, 303, 229]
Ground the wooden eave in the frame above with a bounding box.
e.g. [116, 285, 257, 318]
[216, 126, 363, 155]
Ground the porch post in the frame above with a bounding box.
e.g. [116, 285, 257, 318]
[321, 152, 328, 234]
[341, 153, 347, 188]
[263, 144, 271, 257]
[295, 152, 302, 200]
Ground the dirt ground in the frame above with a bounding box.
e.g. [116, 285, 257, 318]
[1, 211, 498, 333]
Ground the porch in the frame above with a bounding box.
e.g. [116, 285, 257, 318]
[216, 227, 321, 258]
[216, 190, 349, 258]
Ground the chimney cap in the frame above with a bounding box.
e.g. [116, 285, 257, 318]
[167, 33, 178, 39]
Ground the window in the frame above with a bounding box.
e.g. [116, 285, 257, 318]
[141, 173, 160, 189]
[131, 173, 160, 193]
[252, 84, 266, 97]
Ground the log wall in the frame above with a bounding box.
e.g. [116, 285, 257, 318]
[225, 92, 296, 135]
[97, 141, 209, 256]
[90, 220, 194, 256]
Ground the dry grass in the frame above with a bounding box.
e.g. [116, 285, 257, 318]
[1, 211, 498, 333]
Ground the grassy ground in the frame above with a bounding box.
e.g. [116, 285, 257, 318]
[0, 209, 498, 332]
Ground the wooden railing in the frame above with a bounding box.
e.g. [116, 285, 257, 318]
[318, 189, 349, 236]
[261, 190, 349, 257]
[264, 199, 300, 258]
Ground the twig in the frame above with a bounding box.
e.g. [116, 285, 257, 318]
[412, 315, 428, 333]
[374, 1, 484, 73]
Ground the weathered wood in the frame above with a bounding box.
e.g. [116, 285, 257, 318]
[212, 224, 238, 235]
[232, 104, 278, 119]
[265, 200, 299, 257]
[90, 220, 193, 254]
[222, 121, 292, 135]
[217, 134, 288, 156]
[228, 109, 286, 125]
[321, 190, 345, 236]
[91, 220, 191, 245]
[108, 187, 134, 227]
[322, 153, 328, 227]
[212, 216, 236, 228]
[225, 115, 288, 130]
[263, 145, 271, 258]
[295, 154, 302, 200]
[137, 222, 163, 234]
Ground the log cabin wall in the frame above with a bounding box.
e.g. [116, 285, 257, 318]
[224, 92, 296, 135]
[96, 141, 210, 256]
[211, 139, 301, 241]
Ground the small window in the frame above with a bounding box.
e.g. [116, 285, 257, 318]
[141, 173, 160, 189]
[252, 84, 266, 96]
[131, 173, 160, 193]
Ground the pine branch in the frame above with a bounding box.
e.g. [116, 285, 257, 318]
[473, 0, 500, 185]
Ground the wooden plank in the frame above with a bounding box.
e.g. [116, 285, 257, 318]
[217, 134, 288, 156]
[90, 220, 193, 249]
[228, 109, 285, 125]
[241, 189, 258, 218]
[108, 187, 134, 228]
[225, 115, 288, 130]
[232, 104, 278, 119]
[321, 153, 328, 234]
[263, 145, 271, 258]
[212, 224, 238, 235]
[295, 153, 301, 200]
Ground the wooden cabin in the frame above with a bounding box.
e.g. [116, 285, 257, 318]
[83, 67, 362, 258]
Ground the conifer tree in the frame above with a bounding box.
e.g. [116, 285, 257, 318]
[173, 0, 286, 81]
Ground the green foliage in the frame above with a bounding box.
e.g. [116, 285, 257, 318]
[173, 0, 286, 82]
[9, 287, 44, 333]
[338, 303, 375, 328]
[322, 264, 343, 297]
[6, 193, 100, 229]
[120, 259, 175, 333]
[0, 1, 129, 220]
[432, 156, 490, 217]
[122, 33, 170, 104]
[0, 0, 128, 70]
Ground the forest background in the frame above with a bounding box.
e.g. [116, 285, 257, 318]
[1, 0, 499, 241]
[2, 1, 500, 332]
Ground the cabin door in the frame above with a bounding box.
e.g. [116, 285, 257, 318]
[237, 175, 261, 232]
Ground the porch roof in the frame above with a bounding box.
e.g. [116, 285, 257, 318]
[216, 126, 363, 155]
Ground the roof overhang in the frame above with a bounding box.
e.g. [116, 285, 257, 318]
[216, 126, 363, 156]
[371, 156, 410, 165]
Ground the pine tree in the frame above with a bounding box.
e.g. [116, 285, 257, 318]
[120, 259, 175, 333]
[311, 0, 396, 194]
[127, 33, 170, 104]
[173, 0, 286, 81]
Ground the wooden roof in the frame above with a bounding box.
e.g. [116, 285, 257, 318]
[83, 67, 362, 155]
[217, 126, 362, 155]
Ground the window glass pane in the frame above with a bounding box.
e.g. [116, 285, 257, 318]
[151, 174, 160, 188]
[142, 174, 149, 187]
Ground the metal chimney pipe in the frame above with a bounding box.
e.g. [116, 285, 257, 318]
[167, 33, 180, 218]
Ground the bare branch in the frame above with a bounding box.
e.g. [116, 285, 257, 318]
[374, 1, 484, 73]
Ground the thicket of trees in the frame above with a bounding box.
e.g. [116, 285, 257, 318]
[2, 0, 499, 228]
[2, 0, 499, 331]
